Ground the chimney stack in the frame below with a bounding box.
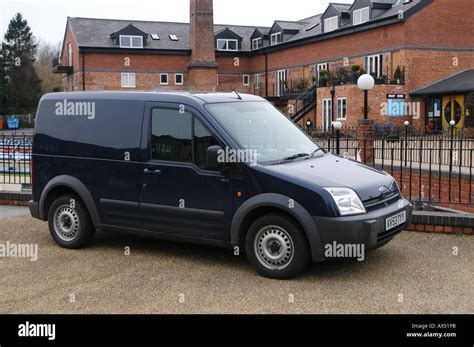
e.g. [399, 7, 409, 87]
[187, 0, 218, 92]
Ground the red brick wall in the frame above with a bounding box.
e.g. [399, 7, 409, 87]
[389, 169, 474, 214]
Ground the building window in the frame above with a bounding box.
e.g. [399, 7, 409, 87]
[243, 75, 250, 86]
[270, 32, 282, 46]
[254, 74, 261, 89]
[252, 37, 262, 50]
[67, 43, 73, 66]
[217, 39, 238, 51]
[151, 34, 160, 40]
[337, 97, 348, 120]
[169, 35, 179, 41]
[324, 16, 339, 33]
[317, 63, 329, 80]
[119, 35, 143, 48]
[160, 73, 169, 85]
[365, 54, 384, 78]
[175, 73, 184, 85]
[121, 73, 136, 88]
[353, 7, 370, 25]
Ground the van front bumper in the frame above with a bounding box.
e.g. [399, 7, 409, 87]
[313, 198, 412, 258]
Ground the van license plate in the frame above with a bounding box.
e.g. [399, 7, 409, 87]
[386, 211, 407, 231]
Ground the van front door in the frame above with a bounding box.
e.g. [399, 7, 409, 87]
[140, 103, 234, 241]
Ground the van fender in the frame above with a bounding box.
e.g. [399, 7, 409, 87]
[39, 175, 101, 229]
[231, 193, 325, 262]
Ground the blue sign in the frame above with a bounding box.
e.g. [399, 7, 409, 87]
[7, 116, 20, 129]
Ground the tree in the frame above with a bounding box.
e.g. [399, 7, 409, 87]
[36, 40, 63, 93]
[0, 43, 15, 115]
[2, 13, 42, 114]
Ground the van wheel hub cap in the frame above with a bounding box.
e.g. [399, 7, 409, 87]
[254, 226, 294, 270]
[54, 206, 80, 242]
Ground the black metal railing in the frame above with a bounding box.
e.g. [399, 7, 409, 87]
[0, 134, 32, 186]
[305, 126, 474, 211]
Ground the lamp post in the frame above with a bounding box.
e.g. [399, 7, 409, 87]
[332, 121, 343, 155]
[357, 74, 375, 120]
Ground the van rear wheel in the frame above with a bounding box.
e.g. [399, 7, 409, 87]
[245, 214, 310, 280]
[48, 195, 95, 249]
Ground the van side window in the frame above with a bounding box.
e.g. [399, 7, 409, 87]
[151, 108, 193, 163]
[194, 117, 220, 170]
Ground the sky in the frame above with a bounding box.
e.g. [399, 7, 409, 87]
[1, 0, 353, 45]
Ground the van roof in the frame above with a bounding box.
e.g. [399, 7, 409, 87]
[40, 91, 265, 104]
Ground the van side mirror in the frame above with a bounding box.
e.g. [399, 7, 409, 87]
[207, 145, 223, 172]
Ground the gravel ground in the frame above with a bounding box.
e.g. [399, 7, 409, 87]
[0, 215, 472, 314]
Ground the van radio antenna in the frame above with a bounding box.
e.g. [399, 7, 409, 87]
[232, 90, 243, 100]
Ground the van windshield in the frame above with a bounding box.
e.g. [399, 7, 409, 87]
[205, 101, 321, 165]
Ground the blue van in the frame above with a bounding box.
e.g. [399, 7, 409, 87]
[29, 92, 412, 279]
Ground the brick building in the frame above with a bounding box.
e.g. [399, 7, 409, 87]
[53, 0, 474, 131]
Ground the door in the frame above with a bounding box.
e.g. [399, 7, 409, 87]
[276, 69, 287, 97]
[322, 99, 332, 131]
[140, 103, 234, 241]
[442, 95, 464, 130]
[303, 66, 311, 86]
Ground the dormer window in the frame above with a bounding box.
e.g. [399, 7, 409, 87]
[119, 35, 143, 48]
[252, 37, 262, 50]
[353, 7, 370, 25]
[270, 32, 282, 46]
[217, 39, 238, 51]
[324, 16, 338, 33]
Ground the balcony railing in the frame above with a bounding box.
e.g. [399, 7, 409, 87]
[253, 66, 406, 99]
[318, 66, 406, 87]
[51, 57, 73, 74]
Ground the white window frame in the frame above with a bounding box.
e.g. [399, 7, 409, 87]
[160, 73, 169, 85]
[121, 73, 136, 88]
[322, 98, 333, 131]
[252, 37, 262, 50]
[175, 73, 184, 85]
[324, 16, 339, 33]
[365, 54, 384, 78]
[243, 75, 250, 86]
[270, 32, 282, 46]
[119, 35, 143, 48]
[217, 39, 238, 51]
[337, 97, 348, 120]
[317, 63, 329, 80]
[353, 7, 370, 25]
[169, 35, 179, 41]
[254, 74, 261, 89]
[67, 43, 73, 66]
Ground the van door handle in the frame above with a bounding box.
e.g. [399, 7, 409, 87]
[144, 168, 162, 176]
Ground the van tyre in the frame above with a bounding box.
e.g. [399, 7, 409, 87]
[48, 195, 95, 249]
[245, 214, 310, 280]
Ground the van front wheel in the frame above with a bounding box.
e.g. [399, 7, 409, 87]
[245, 214, 310, 279]
[48, 195, 95, 249]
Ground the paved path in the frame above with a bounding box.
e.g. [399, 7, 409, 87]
[0, 215, 472, 314]
[0, 206, 29, 219]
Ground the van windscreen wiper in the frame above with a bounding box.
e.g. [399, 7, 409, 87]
[277, 153, 310, 164]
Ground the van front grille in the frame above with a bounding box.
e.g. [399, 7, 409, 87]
[363, 191, 401, 212]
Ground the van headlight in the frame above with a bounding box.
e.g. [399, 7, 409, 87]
[324, 187, 366, 216]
